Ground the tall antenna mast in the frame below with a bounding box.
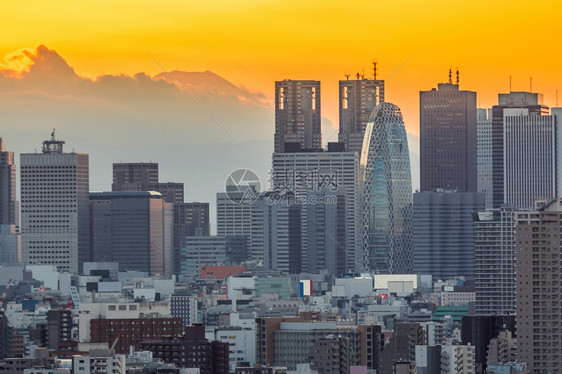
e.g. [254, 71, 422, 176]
[373, 60, 377, 80]
[509, 76, 512, 92]
[456, 68, 460, 85]
[448, 68, 452, 84]
[530, 77, 532, 92]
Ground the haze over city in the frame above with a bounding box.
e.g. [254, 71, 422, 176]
[1, 0, 561, 226]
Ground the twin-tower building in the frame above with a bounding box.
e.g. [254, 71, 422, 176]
[271, 73, 413, 274]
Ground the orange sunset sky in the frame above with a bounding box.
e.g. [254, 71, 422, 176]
[2, 0, 561, 137]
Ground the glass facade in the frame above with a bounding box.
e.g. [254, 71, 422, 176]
[360, 102, 413, 273]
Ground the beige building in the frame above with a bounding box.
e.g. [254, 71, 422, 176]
[515, 199, 562, 372]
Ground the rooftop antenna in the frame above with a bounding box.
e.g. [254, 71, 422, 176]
[372, 60, 377, 80]
[530, 77, 532, 92]
[51, 128, 56, 141]
[557, 90, 559, 107]
[356, 72, 360, 80]
[509, 76, 512, 92]
[448, 68, 452, 84]
[456, 68, 460, 85]
[344, 73, 350, 81]
[361, 67, 365, 79]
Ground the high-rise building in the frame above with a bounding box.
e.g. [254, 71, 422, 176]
[503, 107, 562, 208]
[148, 182, 184, 204]
[251, 192, 302, 274]
[176, 202, 210, 237]
[21, 132, 89, 273]
[477, 108, 493, 209]
[473, 207, 519, 315]
[360, 102, 413, 273]
[89, 191, 174, 277]
[420, 79, 477, 192]
[0, 138, 20, 265]
[305, 189, 346, 275]
[338, 75, 385, 154]
[271, 151, 359, 272]
[217, 191, 252, 239]
[491, 92, 549, 208]
[413, 191, 485, 280]
[112, 162, 158, 192]
[515, 199, 562, 372]
[0, 138, 16, 226]
[274, 80, 321, 152]
[174, 202, 210, 275]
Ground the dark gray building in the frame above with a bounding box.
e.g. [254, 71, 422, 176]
[173, 202, 210, 275]
[413, 191, 485, 280]
[420, 80, 477, 192]
[308, 335, 353, 374]
[306, 189, 346, 275]
[338, 74, 385, 155]
[89, 191, 173, 277]
[112, 162, 158, 192]
[0, 138, 16, 226]
[149, 182, 184, 205]
[274, 80, 321, 152]
[251, 192, 302, 274]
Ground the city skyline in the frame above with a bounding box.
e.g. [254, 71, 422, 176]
[1, 0, 560, 136]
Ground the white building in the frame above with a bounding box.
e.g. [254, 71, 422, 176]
[477, 108, 493, 209]
[215, 327, 256, 372]
[503, 108, 562, 208]
[73, 354, 126, 374]
[440, 343, 475, 374]
[20, 133, 89, 274]
[216, 191, 252, 238]
[78, 302, 170, 342]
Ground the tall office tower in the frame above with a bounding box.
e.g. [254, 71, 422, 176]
[89, 191, 174, 277]
[112, 162, 158, 191]
[174, 202, 210, 275]
[413, 191, 485, 280]
[148, 182, 184, 204]
[0, 138, 16, 225]
[274, 80, 321, 152]
[491, 92, 549, 208]
[477, 108, 493, 209]
[503, 107, 562, 208]
[20, 133, 89, 274]
[515, 199, 562, 372]
[216, 190, 253, 238]
[420, 78, 477, 192]
[271, 151, 359, 272]
[360, 102, 413, 273]
[473, 208, 519, 315]
[251, 192, 302, 273]
[0, 138, 20, 264]
[306, 189, 346, 275]
[338, 74, 385, 154]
